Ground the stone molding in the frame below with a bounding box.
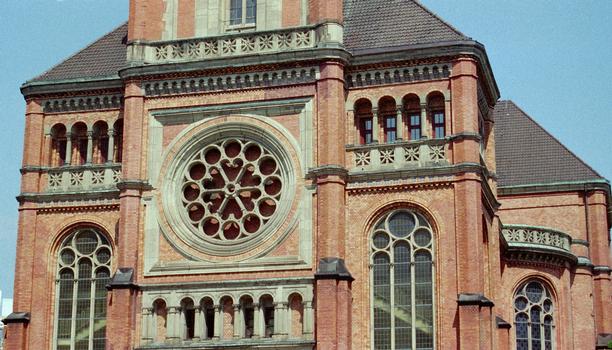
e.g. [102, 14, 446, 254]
[345, 63, 451, 88]
[43, 94, 123, 113]
[144, 67, 319, 96]
[132, 23, 343, 65]
[501, 224, 577, 266]
[47, 164, 122, 193]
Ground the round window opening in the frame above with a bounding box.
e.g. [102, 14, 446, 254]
[181, 138, 284, 241]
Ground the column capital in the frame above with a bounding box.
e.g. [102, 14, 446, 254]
[168, 306, 180, 314]
[87, 130, 93, 138]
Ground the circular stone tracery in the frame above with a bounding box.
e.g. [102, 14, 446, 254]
[181, 138, 283, 241]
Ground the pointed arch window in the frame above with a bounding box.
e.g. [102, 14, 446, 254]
[370, 210, 434, 350]
[54, 228, 112, 350]
[514, 281, 555, 350]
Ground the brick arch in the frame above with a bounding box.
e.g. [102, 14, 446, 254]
[362, 198, 443, 243]
[511, 272, 561, 304]
[47, 215, 116, 257]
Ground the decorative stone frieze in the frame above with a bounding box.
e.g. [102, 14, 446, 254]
[345, 63, 451, 88]
[46, 164, 122, 192]
[144, 67, 319, 96]
[143, 25, 318, 64]
[501, 225, 576, 266]
[43, 94, 123, 113]
[347, 138, 450, 173]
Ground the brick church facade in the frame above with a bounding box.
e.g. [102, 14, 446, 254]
[4, 1, 612, 349]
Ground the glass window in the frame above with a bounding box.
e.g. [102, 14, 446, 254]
[361, 118, 373, 145]
[409, 114, 421, 140]
[433, 112, 445, 139]
[384, 116, 397, 143]
[229, 0, 256, 26]
[514, 281, 555, 350]
[54, 228, 112, 350]
[371, 210, 434, 350]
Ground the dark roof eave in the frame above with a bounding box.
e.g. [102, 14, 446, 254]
[498, 179, 611, 197]
[21, 75, 123, 97]
[349, 40, 500, 104]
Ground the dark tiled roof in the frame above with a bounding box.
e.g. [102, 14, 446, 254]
[28, 23, 128, 83]
[343, 0, 470, 53]
[494, 100, 603, 188]
[30, 1, 469, 83]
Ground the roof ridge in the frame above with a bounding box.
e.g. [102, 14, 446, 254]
[413, 0, 470, 40]
[28, 21, 128, 83]
[503, 100, 604, 179]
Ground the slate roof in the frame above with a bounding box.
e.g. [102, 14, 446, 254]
[494, 100, 604, 188]
[28, 23, 128, 83]
[343, 0, 470, 53]
[29, 1, 470, 83]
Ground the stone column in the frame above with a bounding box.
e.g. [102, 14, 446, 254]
[277, 302, 288, 337]
[44, 133, 52, 166]
[420, 103, 429, 139]
[233, 304, 242, 339]
[193, 306, 203, 340]
[213, 305, 221, 340]
[107, 128, 115, 163]
[252, 303, 262, 339]
[86, 130, 93, 164]
[65, 132, 72, 165]
[302, 301, 314, 338]
[167, 307, 180, 340]
[396, 105, 403, 141]
[372, 108, 380, 143]
[141, 308, 153, 343]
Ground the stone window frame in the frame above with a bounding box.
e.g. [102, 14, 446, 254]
[227, 0, 257, 30]
[161, 121, 297, 257]
[369, 209, 436, 350]
[52, 228, 113, 350]
[513, 280, 556, 350]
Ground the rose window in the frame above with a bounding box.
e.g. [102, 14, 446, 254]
[181, 138, 283, 241]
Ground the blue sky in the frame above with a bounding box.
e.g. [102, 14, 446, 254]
[0, 1, 610, 299]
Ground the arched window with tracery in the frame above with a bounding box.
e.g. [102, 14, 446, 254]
[514, 281, 555, 350]
[370, 209, 434, 350]
[54, 228, 112, 350]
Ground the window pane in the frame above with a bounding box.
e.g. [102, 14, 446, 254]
[230, 0, 242, 25]
[410, 114, 421, 140]
[433, 112, 445, 139]
[394, 243, 411, 349]
[415, 252, 433, 349]
[373, 253, 391, 350]
[246, 0, 256, 24]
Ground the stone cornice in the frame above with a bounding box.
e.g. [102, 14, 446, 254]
[498, 180, 611, 197]
[138, 277, 314, 291]
[17, 190, 120, 204]
[21, 76, 123, 98]
[43, 93, 123, 113]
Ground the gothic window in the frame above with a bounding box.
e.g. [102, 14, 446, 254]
[201, 298, 215, 340]
[428, 94, 445, 139]
[514, 281, 555, 350]
[229, 0, 256, 26]
[50, 123, 67, 167]
[379, 97, 398, 144]
[54, 228, 112, 350]
[361, 118, 374, 144]
[384, 116, 397, 143]
[112, 119, 123, 163]
[371, 210, 434, 350]
[404, 95, 422, 141]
